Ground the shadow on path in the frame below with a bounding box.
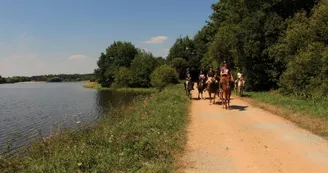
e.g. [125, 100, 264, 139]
[229, 105, 248, 111]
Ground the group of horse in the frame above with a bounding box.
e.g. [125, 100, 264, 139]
[184, 74, 245, 109]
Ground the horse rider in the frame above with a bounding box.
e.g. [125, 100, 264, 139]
[199, 70, 205, 80]
[185, 68, 194, 90]
[235, 72, 243, 88]
[219, 61, 234, 91]
[206, 66, 216, 84]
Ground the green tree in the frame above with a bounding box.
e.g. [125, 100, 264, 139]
[170, 58, 188, 79]
[0, 75, 5, 84]
[167, 36, 198, 70]
[95, 41, 138, 87]
[130, 50, 157, 88]
[150, 65, 179, 89]
[112, 67, 132, 88]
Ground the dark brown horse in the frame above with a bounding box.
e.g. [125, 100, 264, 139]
[220, 75, 232, 109]
[206, 76, 220, 105]
[197, 78, 207, 99]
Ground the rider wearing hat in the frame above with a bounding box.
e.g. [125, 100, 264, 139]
[235, 72, 243, 88]
[206, 66, 216, 84]
[219, 61, 234, 91]
[185, 68, 191, 80]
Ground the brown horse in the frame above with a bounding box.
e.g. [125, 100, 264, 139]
[206, 76, 220, 105]
[197, 78, 207, 99]
[220, 75, 232, 109]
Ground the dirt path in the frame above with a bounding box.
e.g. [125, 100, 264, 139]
[181, 89, 328, 173]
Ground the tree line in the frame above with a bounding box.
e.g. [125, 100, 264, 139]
[0, 74, 95, 84]
[94, 41, 178, 89]
[167, 0, 327, 101]
[94, 0, 328, 101]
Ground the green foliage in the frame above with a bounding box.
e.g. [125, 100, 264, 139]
[163, 0, 322, 97]
[150, 65, 179, 89]
[94, 42, 164, 88]
[47, 77, 63, 82]
[167, 36, 199, 77]
[0, 76, 5, 84]
[130, 50, 157, 88]
[0, 84, 189, 172]
[170, 57, 188, 79]
[96, 41, 138, 87]
[0, 74, 95, 84]
[154, 56, 167, 66]
[274, 2, 328, 100]
[112, 67, 132, 88]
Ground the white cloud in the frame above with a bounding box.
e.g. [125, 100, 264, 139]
[68, 54, 88, 60]
[143, 36, 168, 44]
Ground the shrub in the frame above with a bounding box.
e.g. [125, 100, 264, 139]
[130, 50, 157, 88]
[112, 67, 132, 88]
[150, 65, 179, 89]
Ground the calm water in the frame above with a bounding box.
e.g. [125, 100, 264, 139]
[0, 82, 140, 153]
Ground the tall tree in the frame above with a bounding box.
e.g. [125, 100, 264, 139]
[130, 50, 157, 88]
[95, 41, 138, 87]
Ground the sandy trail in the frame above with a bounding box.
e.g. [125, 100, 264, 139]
[182, 89, 328, 173]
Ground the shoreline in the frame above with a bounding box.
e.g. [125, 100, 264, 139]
[0, 84, 190, 172]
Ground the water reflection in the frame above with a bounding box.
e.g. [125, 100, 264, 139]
[0, 82, 143, 154]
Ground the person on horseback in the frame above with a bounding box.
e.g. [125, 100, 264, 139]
[206, 66, 216, 84]
[199, 70, 205, 80]
[185, 68, 194, 90]
[219, 61, 234, 91]
[235, 72, 243, 88]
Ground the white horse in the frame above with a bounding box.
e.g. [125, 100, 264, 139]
[184, 79, 193, 100]
[235, 73, 245, 97]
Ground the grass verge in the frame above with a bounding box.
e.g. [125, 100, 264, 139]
[83, 82, 158, 94]
[242, 91, 328, 138]
[0, 84, 190, 173]
[83, 82, 104, 89]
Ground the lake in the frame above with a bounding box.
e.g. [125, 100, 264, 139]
[0, 82, 140, 153]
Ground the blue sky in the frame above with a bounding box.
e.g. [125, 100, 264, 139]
[0, 0, 217, 77]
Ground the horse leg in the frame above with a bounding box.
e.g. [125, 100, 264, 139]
[227, 91, 231, 109]
[223, 92, 227, 109]
[202, 91, 205, 100]
[209, 92, 212, 105]
[198, 90, 200, 99]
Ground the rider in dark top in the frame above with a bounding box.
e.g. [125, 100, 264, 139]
[206, 66, 216, 84]
[185, 68, 194, 90]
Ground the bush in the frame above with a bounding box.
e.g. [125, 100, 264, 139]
[130, 50, 157, 88]
[150, 65, 179, 89]
[279, 43, 328, 101]
[112, 67, 132, 88]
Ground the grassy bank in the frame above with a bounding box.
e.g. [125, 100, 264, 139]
[83, 82, 158, 94]
[0, 84, 190, 172]
[243, 91, 328, 137]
